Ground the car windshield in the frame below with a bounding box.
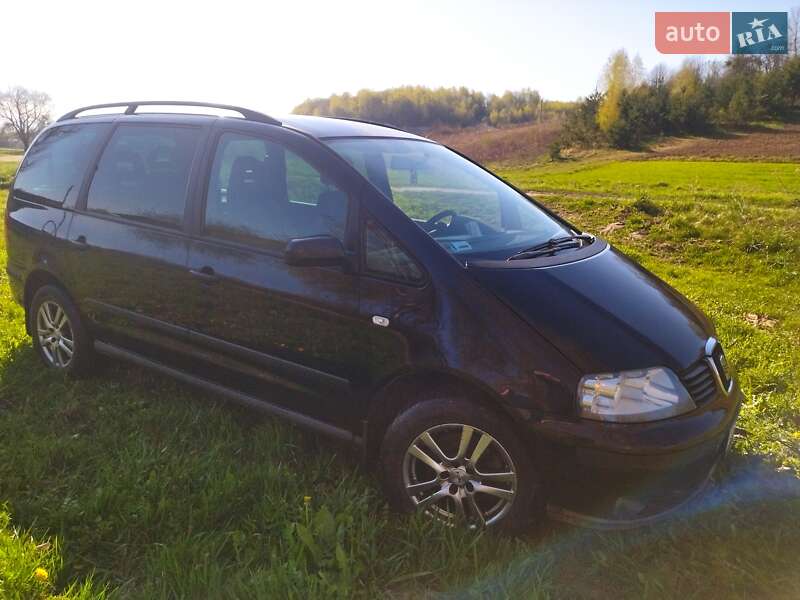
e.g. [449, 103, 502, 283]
[325, 138, 571, 259]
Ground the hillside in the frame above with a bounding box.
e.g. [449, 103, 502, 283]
[650, 123, 800, 162]
[428, 120, 561, 164]
[429, 121, 800, 165]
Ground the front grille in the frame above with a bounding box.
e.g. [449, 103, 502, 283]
[709, 344, 732, 390]
[680, 359, 717, 406]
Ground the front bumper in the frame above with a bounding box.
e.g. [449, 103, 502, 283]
[531, 380, 743, 528]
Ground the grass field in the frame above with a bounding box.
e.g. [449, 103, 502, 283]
[1, 149, 799, 598]
[0, 148, 23, 159]
[0, 161, 17, 182]
[502, 159, 800, 207]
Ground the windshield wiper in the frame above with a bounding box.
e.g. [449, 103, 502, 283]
[507, 234, 595, 261]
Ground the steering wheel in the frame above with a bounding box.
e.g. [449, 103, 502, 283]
[423, 209, 457, 234]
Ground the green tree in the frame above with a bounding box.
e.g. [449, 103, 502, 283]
[561, 91, 604, 147]
[487, 89, 542, 126]
[783, 56, 800, 107]
[668, 62, 712, 132]
[596, 50, 643, 134]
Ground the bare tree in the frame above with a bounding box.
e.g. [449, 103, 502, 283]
[0, 87, 51, 149]
[790, 7, 800, 56]
[649, 63, 669, 88]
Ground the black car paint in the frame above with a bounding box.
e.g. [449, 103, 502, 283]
[4, 109, 742, 524]
[469, 245, 715, 375]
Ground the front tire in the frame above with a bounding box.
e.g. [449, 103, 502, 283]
[30, 285, 94, 377]
[379, 398, 543, 532]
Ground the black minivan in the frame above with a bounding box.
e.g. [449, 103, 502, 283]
[5, 101, 742, 530]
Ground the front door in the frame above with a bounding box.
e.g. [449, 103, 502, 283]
[184, 127, 364, 429]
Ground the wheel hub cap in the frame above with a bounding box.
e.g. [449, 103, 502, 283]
[450, 467, 469, 486]
[36, 300, 74, 368]
[402, 423, 517, 529]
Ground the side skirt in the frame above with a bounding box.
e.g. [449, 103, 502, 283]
[94, 340, 362, 446]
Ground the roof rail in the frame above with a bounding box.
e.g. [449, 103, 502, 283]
[327, 115, 410, 133]
[57, 101, 281, 125]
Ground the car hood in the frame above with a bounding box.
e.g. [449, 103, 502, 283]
[469, 244, 713, 375]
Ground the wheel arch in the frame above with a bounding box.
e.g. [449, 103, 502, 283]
[23, 269, 72, 334]
[364, 368, 521, 464]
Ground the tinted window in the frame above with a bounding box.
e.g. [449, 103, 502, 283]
[204, 133, 349, 248]
[14, 124, 110, 205]
[87, 125, 200, 228]
[365, 219, 423, 283]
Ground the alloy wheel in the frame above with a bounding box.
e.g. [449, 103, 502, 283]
[36, 300, 75, 368]
[402, 423, 517, 529]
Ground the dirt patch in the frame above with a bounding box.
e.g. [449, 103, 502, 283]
[650, 124, 800, 162]
[600, 222, 624, 234]
[428, 121, 562, 164]
[744, 313, 778, 329]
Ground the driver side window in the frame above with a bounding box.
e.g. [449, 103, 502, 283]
[204, 133, 349, 249]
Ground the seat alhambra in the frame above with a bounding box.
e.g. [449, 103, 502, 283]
[5, 101, 742, 530]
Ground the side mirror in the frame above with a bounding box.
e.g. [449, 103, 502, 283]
[284, 235, 346, 267]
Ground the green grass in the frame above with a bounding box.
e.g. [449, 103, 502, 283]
[2, 155, 800, 598]
[0, 508, 103, 599]
[500, 159, 800, 208]
[0, 161, 17, 188]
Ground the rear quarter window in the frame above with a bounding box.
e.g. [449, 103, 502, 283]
[13, 123, 111, 205]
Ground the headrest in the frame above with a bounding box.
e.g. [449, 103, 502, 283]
[230, 156, 264, 185]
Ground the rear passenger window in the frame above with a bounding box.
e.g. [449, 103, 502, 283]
[364, 219, 423, 284]
[13, 124, 110, 205]
[87, 125, 200, 228]
[204, 133, 349, 248]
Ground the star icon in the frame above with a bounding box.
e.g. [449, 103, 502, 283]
[748, 17, 768, 29]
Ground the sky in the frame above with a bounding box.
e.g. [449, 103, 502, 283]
[1, 0, 796, 120]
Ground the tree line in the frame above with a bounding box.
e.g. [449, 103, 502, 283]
[292, 86, 571, 129]
[559, 49, 800, 151]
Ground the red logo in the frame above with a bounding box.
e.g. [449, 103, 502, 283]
[655, 12, 731, 54]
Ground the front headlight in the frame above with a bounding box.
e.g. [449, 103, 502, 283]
[578, 367, 695, 423]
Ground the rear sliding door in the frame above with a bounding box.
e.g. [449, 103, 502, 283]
[64, 123, 206, 359]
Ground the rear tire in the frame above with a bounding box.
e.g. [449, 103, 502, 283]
[29, 285, 94, 377]
[379, 397, 543, 532]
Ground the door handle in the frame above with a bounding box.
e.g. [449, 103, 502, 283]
[69, 235, 88, 250]
[189, 266, 218, 282]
